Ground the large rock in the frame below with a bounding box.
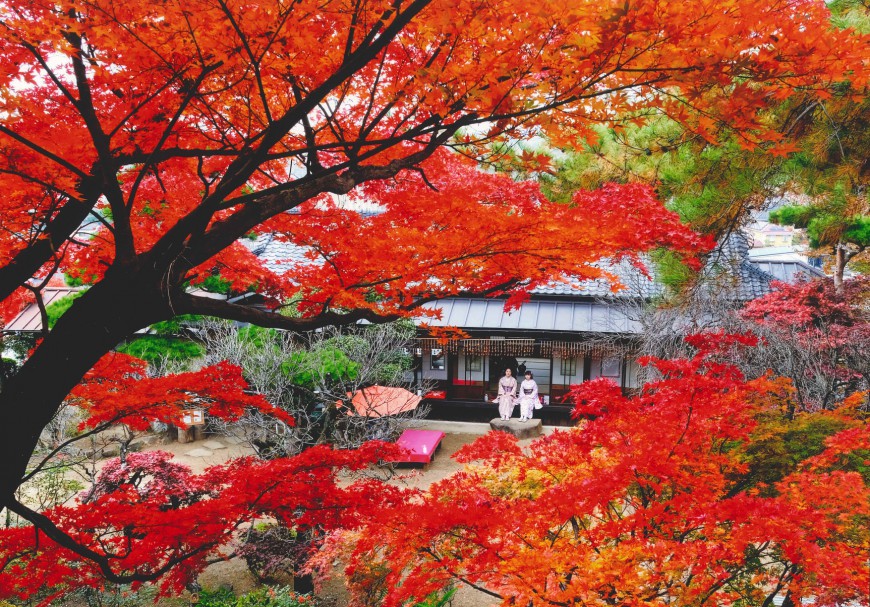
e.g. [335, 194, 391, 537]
[489, 417, 542, 439]
[128, 434, 161, 452]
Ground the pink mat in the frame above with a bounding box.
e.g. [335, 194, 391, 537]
[388, 429, 446, 464]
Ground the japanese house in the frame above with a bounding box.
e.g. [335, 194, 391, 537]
[411, 234, 825, 423]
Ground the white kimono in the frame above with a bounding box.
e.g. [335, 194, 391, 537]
[518, 379, 539, 419]
[495, 376, 517, 419]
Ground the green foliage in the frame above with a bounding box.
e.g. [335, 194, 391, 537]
[62, 584, 189, 607]
[195, 587, 310, 607]
[651, 249, 696, 291]
[238, 325, 284, 351]
[844, 215, 870, 246]
[769, 205, 816, 229]
[280, 321, 415, 388]
[148, 315, 202, 335]
[0, 333, 35, 362]
[45, 292, 84, 329]
[117, 337, 204, 364]
[732, 412, 854, 496]
[414, 586, 457, 607]
[112, 316, 205, 368]
[771, 202, 870, 249]
[540, 121, 693, 202]
[829, 0, 870, 33]
[199, 274, 233, 295]
[541, 118, 779, 234]
[64, 272, 97, 287]
[283, 346, 359, 388]
[540, 2, 869, 285]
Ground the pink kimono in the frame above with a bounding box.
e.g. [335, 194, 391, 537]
[518, 379, 539, 420]
[495, 376, 517, 419]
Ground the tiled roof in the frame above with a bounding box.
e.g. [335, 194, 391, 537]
[245, 231, 788, 302]
[246, 235, 664, 299]
[528, 259, 663, 299]
[702, 231, 781, 300]
[748, 246, 806, 260]
[417, 298, 640, 334]
[244, 234, 312, 273]
[752, 260, 826, 282]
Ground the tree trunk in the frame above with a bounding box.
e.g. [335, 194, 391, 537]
[0, 267, 173, 505]
[834, 243, 846, 295]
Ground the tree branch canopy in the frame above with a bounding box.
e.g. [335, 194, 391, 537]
[0, 0, 867, 597]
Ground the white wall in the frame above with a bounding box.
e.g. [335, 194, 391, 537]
[589, 356, 622, 383]
[421, 349, 448, 381]
[552, 355, 584, 385]
[457, 353, 487, 382]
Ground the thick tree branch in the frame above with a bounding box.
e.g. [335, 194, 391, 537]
[174, 294, 401, 331]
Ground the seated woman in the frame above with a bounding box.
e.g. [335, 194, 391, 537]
[493, 368, 517, 421]
[517, 371, 539, 422]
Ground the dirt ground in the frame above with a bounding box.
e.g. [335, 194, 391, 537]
[147, 421, 550, 606]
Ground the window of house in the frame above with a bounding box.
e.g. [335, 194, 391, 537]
[560, 357, 577, 377]
[431, 349, 445, 370]
[467, 355, 482, 372]
[600, 357, 621, 378]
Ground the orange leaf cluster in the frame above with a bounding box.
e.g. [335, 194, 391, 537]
[335, 341, 870, 607]
[1, 0, 868, 597]
[246, 151, 712, 315]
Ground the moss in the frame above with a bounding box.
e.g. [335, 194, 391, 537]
[196, 587, 310, 607]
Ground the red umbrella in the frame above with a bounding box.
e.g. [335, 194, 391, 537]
[343, 386, 422, 418]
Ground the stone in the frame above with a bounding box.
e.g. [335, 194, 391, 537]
[201, 440, 227, 450]
[99, 443, 121, 458]
[130, 434, 161, 449]
[489, 417, 543, 439]
[177, 425, 205, 443]
[186, 448, 213, 458]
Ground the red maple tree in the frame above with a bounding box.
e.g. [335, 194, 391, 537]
[0, 0, 867, 596]
[741, 276, 870, 412]
[329, 335, 870, 607]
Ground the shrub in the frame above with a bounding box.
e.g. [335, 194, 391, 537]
[196, 586, 311, 607]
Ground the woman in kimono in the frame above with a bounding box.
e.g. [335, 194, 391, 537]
[517, 371, 539, 422]
[494, 368, 517, 421]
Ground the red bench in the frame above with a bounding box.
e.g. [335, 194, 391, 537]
[387, 429, 446, 465]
